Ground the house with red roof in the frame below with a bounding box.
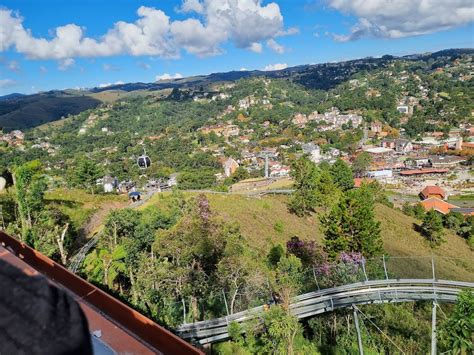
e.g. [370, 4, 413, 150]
[420, 198, 457, 215]
[419, 186, 446, 200]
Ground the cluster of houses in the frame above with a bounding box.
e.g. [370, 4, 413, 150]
[0, 130, 24, 147]
[301, 142, 342, 164]
[292, 108, 363, 130]
[97, 174, 178, 194]
[198, 123, 240, 137]
[220, 152, 291, 180]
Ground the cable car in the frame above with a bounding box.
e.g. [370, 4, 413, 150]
[137, 148, 151, 169]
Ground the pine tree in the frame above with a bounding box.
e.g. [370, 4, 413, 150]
[420, 209, 445, 247]
[288, 157, 319, 216]
[321, 186, 383, 259]
[314, 169, 341, 212]
[330, 158, 354, 191]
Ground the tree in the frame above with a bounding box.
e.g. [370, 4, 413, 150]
[440, 290, 474, 354]
[420, 209, 445, 247]
[267, 244, 285, 267]
[231, 167, 250, 183]
[71, 158, 103, 194]
[261, 306, 302, 355]
[288, 157, 319, 216]
[321, 186, 383, 259]
[84, 245, 127, 289]
[352, 152, 372, 177]
[14, 160, 47, 241]
[314, 169, 341, 212]
[330, 158, 354, 191]
[274, 255, 303, 311]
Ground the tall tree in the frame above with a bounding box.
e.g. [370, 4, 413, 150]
[321, 186, 383, 259]
[71, 158, 103, 194]
[288, 157, 319, 216]
[14, 160, 47, 241]
[330, 158, 354, 191]
[352, 152, 372, 177]
[314, 169, 341, 212]
[420, 209, 445, 247]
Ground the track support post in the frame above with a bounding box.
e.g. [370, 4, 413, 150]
[353, 305, 364, 355]
[431, 301, 437, 355]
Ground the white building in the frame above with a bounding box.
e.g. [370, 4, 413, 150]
[301, 143, 321, 163]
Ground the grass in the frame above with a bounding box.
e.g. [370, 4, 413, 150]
[448, 194, 474, 208]
[142, 192, 474, 281]
[45, 189, 127, 231]
[232, 177, 294, 192]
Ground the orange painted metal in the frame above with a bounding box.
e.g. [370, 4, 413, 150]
[0, 231, 204, 355]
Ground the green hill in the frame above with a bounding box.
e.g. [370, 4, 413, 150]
[141, 192, 474, 281]
[0, 92, 101, 130]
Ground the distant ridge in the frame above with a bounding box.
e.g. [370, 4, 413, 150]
[0, 93, 26, 102]
[1, 48, 472, 131]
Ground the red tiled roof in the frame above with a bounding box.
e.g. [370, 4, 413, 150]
[420, 198, 458, 215]
[420, 185, 446, 199]
[400, 168, 449, 176]
[0, 231, 203, 355]
[353, 178, 374, 188]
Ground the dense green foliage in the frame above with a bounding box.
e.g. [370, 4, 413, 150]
[321, 184, 383, 258]
[421, 209, 445, 247]
[439, 290, 474, 353]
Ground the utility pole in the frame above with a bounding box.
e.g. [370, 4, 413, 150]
[431, 301, 437, 355]
[264, 155, 269, 178]
[353, 306, 364, 355]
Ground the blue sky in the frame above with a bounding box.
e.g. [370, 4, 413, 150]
[0, 0, 473, 95]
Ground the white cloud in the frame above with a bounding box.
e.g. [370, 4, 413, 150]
[179, 0, 204, 14]
[327, 0, 474, 41]
[98, 81, 125, 88]
[277, 27, 299, 36]
[0, 2, 288, 61]
[155, 73, 184, 81]
[58, 58, 75, 71]
[240, 67, 248, 71]
[263, 63, 287, 71]
[249, 42, 263, 53]
[266, 39, 284, 54]
[0, 79, 16, 88]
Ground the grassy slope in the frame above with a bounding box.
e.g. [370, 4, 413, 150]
[143, 192, 474, 281]
[45, 189, 127, 233]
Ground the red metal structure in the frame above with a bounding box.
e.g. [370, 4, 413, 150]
[0, 231, 203, 355]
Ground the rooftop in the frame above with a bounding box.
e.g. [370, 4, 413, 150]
[400, 168, 449, 176]
[420, 185, 446, 199]
[420, 198, 458, 215]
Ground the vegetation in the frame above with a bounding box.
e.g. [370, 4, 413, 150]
[439, 290, 474, 354]
[1, 49, 473, 354]
[420, 210, 445, 247]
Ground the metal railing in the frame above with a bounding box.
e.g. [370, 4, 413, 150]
[174, 255, 474, 344]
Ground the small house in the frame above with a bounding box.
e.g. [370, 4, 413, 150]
[419, 186, 446, 200]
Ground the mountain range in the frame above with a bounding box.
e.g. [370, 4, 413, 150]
[1, 48, 472, 131]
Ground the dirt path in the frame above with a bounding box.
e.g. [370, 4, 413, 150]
[80, 200, 128, 238]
